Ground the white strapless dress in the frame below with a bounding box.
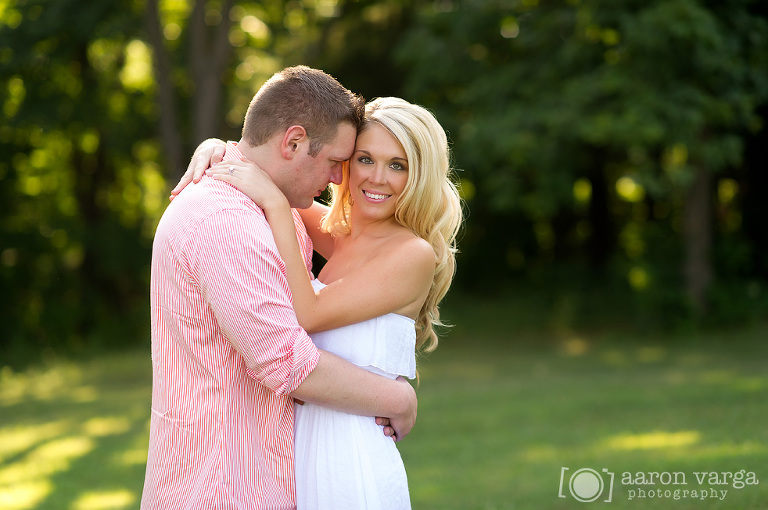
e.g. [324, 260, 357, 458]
[294, 279, 416, 509]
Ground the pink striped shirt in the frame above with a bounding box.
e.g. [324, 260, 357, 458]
[141, 142, 320, 509]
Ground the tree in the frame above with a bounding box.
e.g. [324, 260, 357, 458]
[0, 0, 158, 363]
[0, 0, 416, 365]
[145, 0, 235, 179]
[396, 0, 768, 315]
[143, 0, 413, 179]
[2, 0, 766, 367]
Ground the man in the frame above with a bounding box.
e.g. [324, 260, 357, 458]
[141, 66, 417, 509]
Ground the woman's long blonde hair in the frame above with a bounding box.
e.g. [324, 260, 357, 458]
[321, 97, 463, 353]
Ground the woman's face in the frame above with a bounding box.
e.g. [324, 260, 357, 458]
[348, 122, 409, 222]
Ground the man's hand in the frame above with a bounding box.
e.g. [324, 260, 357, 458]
[376, 417, 396, 438]
[291, 352, 418, 443]
[376, 376, 417, 442]
[170, 138, 227, 200]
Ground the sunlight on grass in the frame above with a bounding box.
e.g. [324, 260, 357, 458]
[603, 430, 701, 451]
[0, 435, 94, 509]
[114, 447, 148, 467]
[601, 348, 630, 366]
[522, 444, 559, 462]
[0, 349, 153, 510]
[560, 336, 589, 356]
[0, 480, 52, 510]
[0, 421, 68, 459]
[732, 376, 764, 392]
[634, 345, 666, 363]
[0, 434, 95, 483]
[72, 489, 136, 509]
[0, 363, 84, 405]
[0, 423, 67, 507]
[699, 369, 734, 384]
[681, 440, 768, 459]
[71, 385, 99, 403]
[2, 316, 767, 510]
[18, 435, 94, 475]
[83, 416, 132, 437]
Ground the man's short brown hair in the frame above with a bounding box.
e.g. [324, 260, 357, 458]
[242, 66, 364, 156]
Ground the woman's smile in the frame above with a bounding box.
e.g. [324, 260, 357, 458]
[349, 122, 409, 219]
[362, 189, 392, 201]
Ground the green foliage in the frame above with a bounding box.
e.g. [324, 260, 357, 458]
[394, 0, 768, 310]
[1, 0, 767, 366]
[1, 0, 157, 365]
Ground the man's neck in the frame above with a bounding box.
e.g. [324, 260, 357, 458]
[236, 138, 280, 180]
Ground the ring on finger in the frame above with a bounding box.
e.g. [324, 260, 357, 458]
[229, 165, 234, 175]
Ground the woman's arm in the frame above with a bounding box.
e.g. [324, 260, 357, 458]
[207, 160, 319, 328]
[305, 239, 434, 331]
[208, 161, 435, 333]
[297, 202, 335, 260]
[170, 138, 227, 199]
[174, 138, 337, 258]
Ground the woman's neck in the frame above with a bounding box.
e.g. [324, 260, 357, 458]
[348, 209, 400, 241]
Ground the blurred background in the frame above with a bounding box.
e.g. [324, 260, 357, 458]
[2, 1, 768, 509]
[1, 0, 767, 367]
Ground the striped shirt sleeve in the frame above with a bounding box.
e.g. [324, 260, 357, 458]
[190, 206, 319, 395]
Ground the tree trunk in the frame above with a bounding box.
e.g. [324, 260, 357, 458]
[587, 149, 614, 270]
[146, 0, 183, 179]
[189, 0, 234, 146]
[683, 165, 713, 315]
[742, 105, 768, 280]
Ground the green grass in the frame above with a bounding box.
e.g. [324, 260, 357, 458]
[0, 354, 151, 509]
[404, 295, 768, 509]
[1, 296, 767, 509]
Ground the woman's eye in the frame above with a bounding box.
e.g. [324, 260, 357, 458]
[391, 162, 406, 171]
[358, 156, 373, 164]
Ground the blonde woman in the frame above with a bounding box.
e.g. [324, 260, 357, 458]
[184, 97, 462, 509]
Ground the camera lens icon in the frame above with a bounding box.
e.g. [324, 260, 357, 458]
[559, 467, 614, 502]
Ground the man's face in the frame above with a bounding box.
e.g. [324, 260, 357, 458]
[282, 122, 357, 209]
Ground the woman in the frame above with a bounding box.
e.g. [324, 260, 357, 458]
[186, 97, 462, 508]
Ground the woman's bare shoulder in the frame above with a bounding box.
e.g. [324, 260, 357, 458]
[382, 228, 436, 271]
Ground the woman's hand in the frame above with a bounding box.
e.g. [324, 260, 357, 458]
[170, 138, 227, 200]
[207, 159, 289, 213]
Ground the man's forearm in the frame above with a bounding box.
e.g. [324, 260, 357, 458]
[291, 350, 417, 438]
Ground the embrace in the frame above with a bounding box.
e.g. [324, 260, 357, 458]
[141, 66, 463, 509]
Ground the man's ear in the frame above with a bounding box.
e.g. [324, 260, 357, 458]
[280, 125, 307, 160]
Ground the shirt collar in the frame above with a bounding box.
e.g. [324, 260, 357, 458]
[223, 140, 244, 162]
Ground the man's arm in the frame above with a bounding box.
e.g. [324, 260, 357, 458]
[291, 351, 417, 442]
[195, 206, 416, 439]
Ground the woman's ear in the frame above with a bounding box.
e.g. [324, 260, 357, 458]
[280, 125, 308, 159]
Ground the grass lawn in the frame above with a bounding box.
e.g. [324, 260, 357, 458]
[1, 294, 766, 509]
